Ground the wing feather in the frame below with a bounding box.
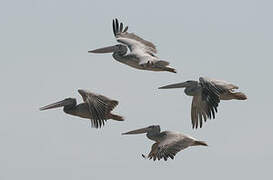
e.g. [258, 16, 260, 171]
[147, 133, 193, 161]
[205, 78, 239, 91]
[191, 78, 221, 129]
[112, 18, 157, 54]
[78, 90, 119, 128]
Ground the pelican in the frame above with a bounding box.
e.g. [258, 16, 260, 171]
[159, 77, 247, 129]
[122, 125, 208, 161]
[89, 18, 177, 73]
[40, 89, 124, 128]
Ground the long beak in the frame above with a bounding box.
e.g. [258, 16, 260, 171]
[122, 127, 150, 135]
[88, 45, 115, 54]
[39, 99, 72, 111]
[158, 82, 188, 89]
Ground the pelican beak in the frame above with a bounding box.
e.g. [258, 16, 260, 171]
[122, 127, 150, 135]
[39, 99, 72, 111]
[88, 45, 116, 53]
[158, 82, 188, 89]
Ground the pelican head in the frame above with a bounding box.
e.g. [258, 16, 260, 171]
[158, 80, 197, 89]
[88, 44, 127, 55]
[122, 125, 160, 135]
[39, 98, 76, 111]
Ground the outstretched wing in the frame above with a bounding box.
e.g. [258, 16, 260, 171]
[191, 77, 221, 129]
[78, 90, 118, 128]
[112, 18, 157, 55]
[147, 133, 193, 161]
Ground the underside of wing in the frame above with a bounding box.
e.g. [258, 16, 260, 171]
[148, 136, 190, 161]
[112, 18, 157, 54]
[78, 90, 118, 128]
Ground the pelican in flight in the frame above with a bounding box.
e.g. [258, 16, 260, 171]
[40, 89, 124, 128]
[89, 18, 176, 73]
[122, 125, 208, 161]
[159, 77, 247, 129]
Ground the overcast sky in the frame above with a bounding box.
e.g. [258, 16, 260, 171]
[1, 0, 272, 179]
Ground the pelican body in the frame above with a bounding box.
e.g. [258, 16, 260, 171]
[89, 18, 176, 73]
[122, 125, 207, 161]
[40, 89, 124, 128]
[159, 77, 247, 129]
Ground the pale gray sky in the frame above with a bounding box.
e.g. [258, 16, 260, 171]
[1, 0, 272, 179]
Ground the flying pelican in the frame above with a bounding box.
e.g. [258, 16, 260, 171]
[40, 89, 124, 128]
[159, 77, 247, 129]
[88, 18, 177, 73]
[122, 125, 208, 161]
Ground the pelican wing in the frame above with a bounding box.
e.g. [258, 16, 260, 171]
[199, 77, 223, 95]
[148, 133, 193, 161]
[146, 142, 159, 161]
[190, 77, 221, 129]
[117, 37, 160, 65]
[112, 18, 157, 54]
[202, 77, 238, 91]
[191, 95, 211, 129]
[78, 90, 118, 128]
[211, 79, 239, 91]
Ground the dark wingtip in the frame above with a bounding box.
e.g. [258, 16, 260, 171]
[112, 18, 129, 35]
[112, 19, 116, 36]
[115, 18, 119, 35]
[194, 141, 208, 146]
[123, 26, 128, 32]
[120, 22, 123, 32]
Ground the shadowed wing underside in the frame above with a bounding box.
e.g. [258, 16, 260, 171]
[147, 134, 193, 161]
[78, 90, 118, 128]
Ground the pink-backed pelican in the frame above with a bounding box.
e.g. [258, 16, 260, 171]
[89, 18, 177, 73]
[159, 77, 247, 129]
[122, 125, 208, 161]
[40, 89, 124, 128]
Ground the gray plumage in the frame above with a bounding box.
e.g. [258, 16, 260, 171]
[40, 89, 124, 128]
[159, 77, 247, 129]
[89, 18, 176, 73]
[123, 125, 207, 161]
[112, 18, 157, 54]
